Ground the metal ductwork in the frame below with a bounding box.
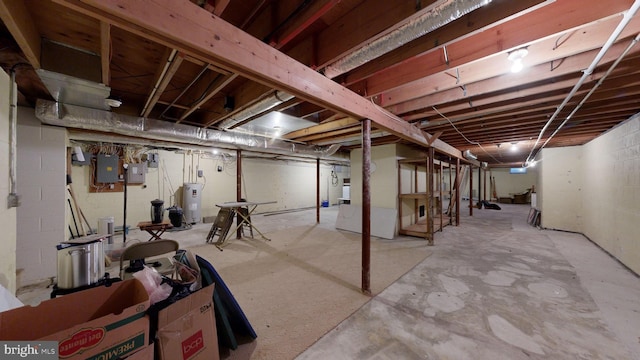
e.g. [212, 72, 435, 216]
[35, 99, 345, 161]
[217, 91, 295, 130]
[322, 0, 492, 79]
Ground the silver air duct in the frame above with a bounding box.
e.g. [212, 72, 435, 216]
[463, 149, 477, 160]
[217, 91, 295, 130]
[323, 0, 492, 79]
[35, 99, 344, 160]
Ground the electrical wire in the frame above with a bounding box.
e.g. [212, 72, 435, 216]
[431, 106, 504, 164]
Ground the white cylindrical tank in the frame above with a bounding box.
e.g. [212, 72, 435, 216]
[183, 183, 203, 224]
[97, 216, 115, 243]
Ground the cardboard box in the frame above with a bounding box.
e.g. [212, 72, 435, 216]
[156, 284, 218, 360]
[0, 279, 150, 359]
[123, 343, 154, 359]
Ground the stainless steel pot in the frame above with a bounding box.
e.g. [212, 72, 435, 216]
[57, 235, 106, 289]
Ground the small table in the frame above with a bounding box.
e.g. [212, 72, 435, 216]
[137, 220, 173, 241]
[212, 200, 276, 249]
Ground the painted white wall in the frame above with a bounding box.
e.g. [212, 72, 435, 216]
[490, 167, 538, 199]
[69, 149, 347, 240]
[539, 146, 584, 232]
[350, 144, 398, 208]
[0, 69, 17, 293]
[581, 116, 640, 274]
[16, 107, 66, 286]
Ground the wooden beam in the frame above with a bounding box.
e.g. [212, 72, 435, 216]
[100, 22, 111, 85]
[283, 117, 360, 139]
[55, 0, 462, 158]
[342, 0, 547, 85]
[295, 126, 360, 142]
[383, 17, 640, 108]
[142, 50, 185, 117]
[359, 0, 635, 98]
[424, 131, 442, 146]
[0, 0, 41, 68]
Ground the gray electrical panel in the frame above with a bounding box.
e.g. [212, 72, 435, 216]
[147, 153, 159, 168]
[127, 163, 147, 183]
[96, 154, 119, 183]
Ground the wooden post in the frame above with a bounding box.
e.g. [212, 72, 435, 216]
[236, 149, 242, 239]
[483, 166, 488, 202]
[316, 158, 320, 223]
[456, 158, 461, 225]
[427, 147, 435, 245]
[469, 165, 474, 216]
[439, 159, 443, 232]
[362, 119, 371, 295]
[448, 157, 453, 225]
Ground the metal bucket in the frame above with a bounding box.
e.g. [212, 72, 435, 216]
[56, 236, 105, 289]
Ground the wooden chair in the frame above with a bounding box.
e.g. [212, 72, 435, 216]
[119, 239, 179, 280]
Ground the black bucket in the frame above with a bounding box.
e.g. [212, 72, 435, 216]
[168, 207, 183, 227]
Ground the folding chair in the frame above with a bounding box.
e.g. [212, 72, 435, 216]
[206, 207, 236, 245]
[119, 239, 179, 280]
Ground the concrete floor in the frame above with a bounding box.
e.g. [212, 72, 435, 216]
[15, 204, 640, 359]
[296, 204, 640, 359]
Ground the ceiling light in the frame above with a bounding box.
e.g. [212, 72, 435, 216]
[508, 48, 528, 73]
[510, 142, 518, 152]
[104, 96, 122, 108]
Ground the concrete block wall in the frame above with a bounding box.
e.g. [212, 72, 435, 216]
[16, 107, 66, 286]
[539, 114, 640, 274]
[582, 115, 640, 274]
[0, 70, 17, 293]
[539, 146, 584, 232]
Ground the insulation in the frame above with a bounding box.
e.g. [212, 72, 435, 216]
[35, 99, 346, 161]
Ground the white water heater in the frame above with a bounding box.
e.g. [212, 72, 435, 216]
[183, 183, 203, 224]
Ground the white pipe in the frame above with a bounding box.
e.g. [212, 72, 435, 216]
[140, 49, 178, 116]
[541, 33, 640, 149]
[526, 0, 640, 163]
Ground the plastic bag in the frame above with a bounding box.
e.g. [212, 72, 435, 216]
[133, 266, 173, 305]
[173, 250, 202, 292]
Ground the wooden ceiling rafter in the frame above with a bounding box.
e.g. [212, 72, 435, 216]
[178, 72, 238, 123]
[141, 49, 185, 117]
[0, 0, 41, 69]
[100, 21, 111, 85]
[54, 0, 462, 158]
[352, 0, 635, 99]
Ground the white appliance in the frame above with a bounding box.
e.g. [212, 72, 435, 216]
[183, 183, 203, 224]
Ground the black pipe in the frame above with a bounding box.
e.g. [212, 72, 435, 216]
[68, 198, 80, 238]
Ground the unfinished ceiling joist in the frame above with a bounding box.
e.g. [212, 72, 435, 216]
[53, 0, 463, 160]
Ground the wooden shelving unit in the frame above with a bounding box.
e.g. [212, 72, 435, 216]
[398, 152, 462, 245]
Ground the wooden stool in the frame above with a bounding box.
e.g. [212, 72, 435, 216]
[137, 220, 173, 241]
